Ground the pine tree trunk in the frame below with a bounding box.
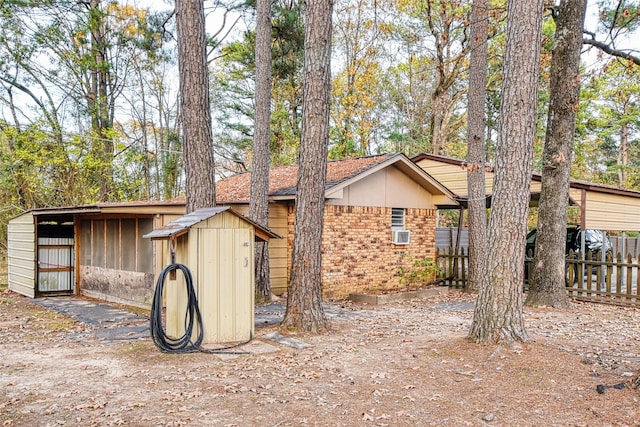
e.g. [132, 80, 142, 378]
[89, 0, 114, 201]
[469, 0, 544, 344]
[465, 0, 489, 293]
[617, 120, 628, 185]
[526, 0, 586, 308]
[176, 0, 215, 212]
[250, 0, 273, 302]
[281, 0, 332, 333]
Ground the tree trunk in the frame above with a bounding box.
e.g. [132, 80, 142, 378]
[430, 91, 448, 155]
[250, 0, 273, 302]
[281, 0, 332, 333]
[617, 119, 628, 186]
[176, 0, 216, 212]
[469, 0, 544, 344]
[465, 0, 489, 293]
[89, 0, 114, 201]
[525, 0, 586, 308]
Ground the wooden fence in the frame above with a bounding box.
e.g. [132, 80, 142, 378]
[437, 228, 640, 259]
[435, 247, 640, 307]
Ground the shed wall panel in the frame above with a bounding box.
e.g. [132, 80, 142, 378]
[584, 191, 640, 231]
[166, 235, 190, 338]
[167, 219, 254, 344]
[8, 212, 36, 297]
[193, 225, 253, 343]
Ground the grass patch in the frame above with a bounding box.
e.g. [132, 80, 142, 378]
[123, 341, 153, 355]
[0, 256, 7, 291]
[44, 319, 78, 330]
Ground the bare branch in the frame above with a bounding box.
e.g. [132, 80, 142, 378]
[0, 75, 46, 110]
[583, 31, 640, 66]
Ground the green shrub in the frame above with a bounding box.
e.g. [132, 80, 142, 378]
[396, 255, 441, 287]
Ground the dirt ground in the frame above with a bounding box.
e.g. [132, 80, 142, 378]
[1, 288, 639, 427]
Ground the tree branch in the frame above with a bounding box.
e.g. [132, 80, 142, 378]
[0, 76, 46, 110]
[583, 31, 640, 66]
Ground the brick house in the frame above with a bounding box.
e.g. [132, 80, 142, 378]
[217, 153, 458, 300]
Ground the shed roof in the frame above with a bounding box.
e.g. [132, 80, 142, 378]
[12, 199, 187, 223]
[217, 153, 458, 207]
[142, 206, 280, 242]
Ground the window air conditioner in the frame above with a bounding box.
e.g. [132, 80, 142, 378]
[391, 230, 411, 245]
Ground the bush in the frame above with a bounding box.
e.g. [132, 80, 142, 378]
[396, 256, 441, 288]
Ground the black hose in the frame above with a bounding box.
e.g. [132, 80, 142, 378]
[150, 263, 251, 354]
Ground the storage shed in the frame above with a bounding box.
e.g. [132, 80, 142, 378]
[7, 201, 186, 306]
[143, 206, 279, 344]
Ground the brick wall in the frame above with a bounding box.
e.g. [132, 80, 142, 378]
[286, 204, 437, 300]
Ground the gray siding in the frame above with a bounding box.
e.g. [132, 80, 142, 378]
[436, 227, 469, 249]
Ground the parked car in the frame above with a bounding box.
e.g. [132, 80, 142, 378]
[525, 226, 613, 278]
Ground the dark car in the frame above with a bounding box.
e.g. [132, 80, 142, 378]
[525, 226, 613, 278]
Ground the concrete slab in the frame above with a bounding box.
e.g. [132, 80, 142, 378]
[348, 286, 449, 305]
[255, 302, 286, 326]
[34, 297, 141, 325]
[33, 297, 148, 344]
[94, 324, 150, 343]
[262, 331, 312, 349]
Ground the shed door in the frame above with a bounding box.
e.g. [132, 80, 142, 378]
[37, 225, 75, 294]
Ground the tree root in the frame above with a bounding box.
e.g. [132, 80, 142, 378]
[596, 370, 640, 394]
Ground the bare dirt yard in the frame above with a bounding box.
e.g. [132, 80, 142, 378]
[1, 287, 639, 427]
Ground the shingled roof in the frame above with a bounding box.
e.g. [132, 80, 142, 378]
[216, 154, 394, 203]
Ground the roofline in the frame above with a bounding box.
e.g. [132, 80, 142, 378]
[15, 199, 187, 220]
[327, 153, 458, 202]
[531, 172, 640, 198]
[413, 152, 640, 199]
[411, 152, 495, 173]
[28, 206, 102, 216]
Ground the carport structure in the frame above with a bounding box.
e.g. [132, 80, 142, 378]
[7, 200, 185, 306]
[413, 153, 640, 233]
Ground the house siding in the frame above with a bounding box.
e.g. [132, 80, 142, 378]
[227, 203, 290, 296]
[286, 205, 437, 300]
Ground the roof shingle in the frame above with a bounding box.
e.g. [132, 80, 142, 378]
[216, 154, 393, 203]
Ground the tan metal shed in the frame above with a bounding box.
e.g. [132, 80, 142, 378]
[144, 206, 279, 344]
[6, 201, 186, 305]
[7, 211, 36, 297]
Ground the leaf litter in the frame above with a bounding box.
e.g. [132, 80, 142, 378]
[1, 288, 639, 426]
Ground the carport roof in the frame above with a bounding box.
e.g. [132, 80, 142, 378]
[412, 153, 640, 231]
[22, 199, 186, 220]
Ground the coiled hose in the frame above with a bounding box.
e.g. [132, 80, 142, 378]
[149, 263, 251, 354]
